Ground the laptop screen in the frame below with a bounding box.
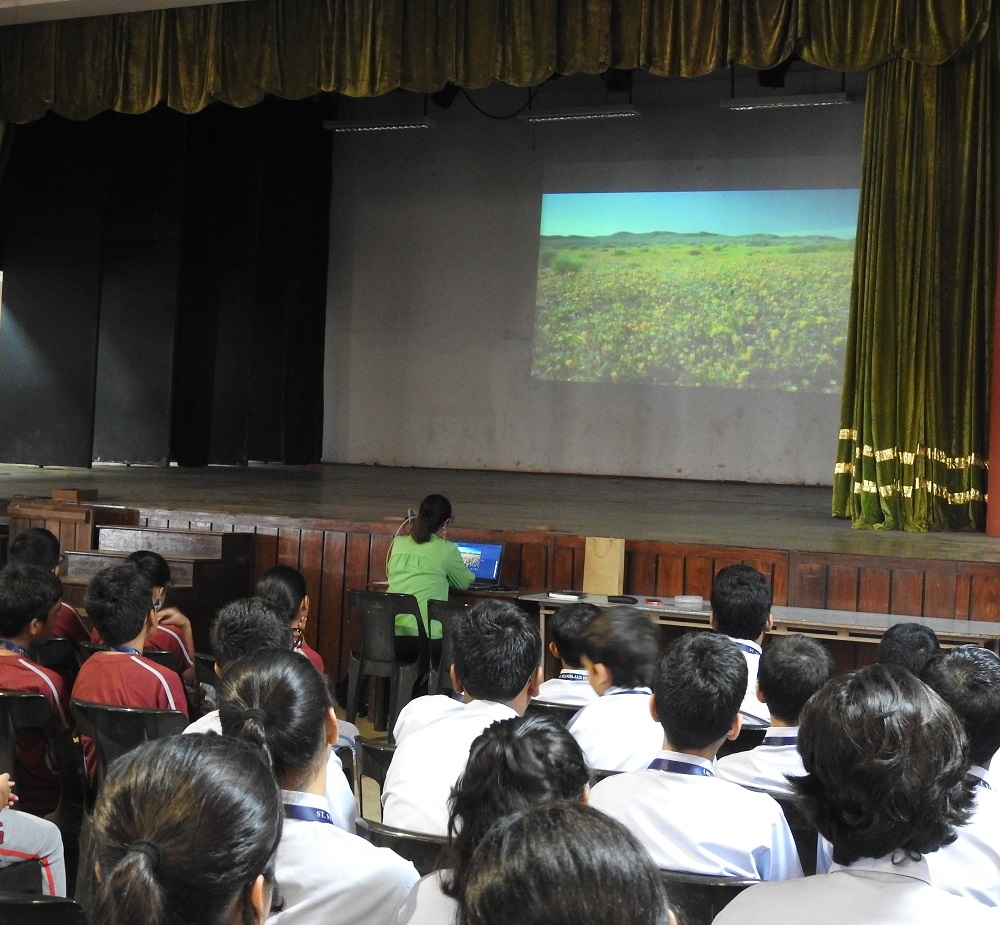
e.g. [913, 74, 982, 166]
[454, 541, 504, 582]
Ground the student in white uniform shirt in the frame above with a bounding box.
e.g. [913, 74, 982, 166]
[709, 564, 774, 725]
[716, 634, 835, 796]
[566, 607, 664, 771]
[715, 664, 998, 925]
[590, 631, 802, 880]
[391, 690, 465, 744]
[395, 713, 591, 925]
[535, 601, 602, 707]
[183, 597, 359, 833]
[220, 648, 418, 925]
[382, 599, 542, 836]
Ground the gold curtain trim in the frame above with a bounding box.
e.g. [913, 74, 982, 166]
[838, 428, 857, 440]
[850, 479, 987, 504]
[850, 444, 988, 470]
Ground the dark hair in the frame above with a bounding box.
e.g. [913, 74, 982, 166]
[794, 663, 975, 865]
[255, 565, 308, 625]
[921, 645, 1000, 768]
[0, 564, 62, 638]
[219, 648, 332, 788]
[85, 565, 154, 647]
[210, 597, 294, 672]
[411, 494, 452, 544]
[654, 632, 746, 750]
[90, 734, 282, 925]
[548, 602, 601, 668]
[877, 622, 940, 676]
[124, 550, 172, 589]
[757, 634, 834, 724]
[710, 564, 773, 640]
[444, 715, 590, 901]
[458, 802, 671, 925]
[7, 528, 61, 571]
[576, 606, 659, 689]
[452, 600, 540, 702]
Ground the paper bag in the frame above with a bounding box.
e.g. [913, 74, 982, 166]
[583, 536, 626, 595]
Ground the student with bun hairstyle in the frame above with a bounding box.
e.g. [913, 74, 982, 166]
[220, 649, 418, 925]
[458, 802, 672, 925]
[387, 494, 475, 650]
[255, 564, 325, 673]
[396, 714, 591, 925]
[90, 733, 283, 925]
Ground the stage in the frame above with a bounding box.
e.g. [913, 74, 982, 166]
[2, 462, 1000, 562]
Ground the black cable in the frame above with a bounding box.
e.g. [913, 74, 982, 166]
[459, 82, 546, 119]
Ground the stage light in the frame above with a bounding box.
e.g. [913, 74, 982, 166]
[720, 93, 850, 111]
[518, 106, 640, 124]
[324, 118, 436, 134]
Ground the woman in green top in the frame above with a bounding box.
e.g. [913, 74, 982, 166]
[388, 494, 475, 660]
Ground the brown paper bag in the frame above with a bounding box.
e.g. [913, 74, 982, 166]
[583, 536, 626, 595]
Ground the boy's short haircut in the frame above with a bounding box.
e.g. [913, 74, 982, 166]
[877, 622, 940, 677]
[654, 632, 747, 750]
[577, 606, 660, 690]
[0, 565, 63, 638]
[210, 597, 294, 672]
[710, 565, 773, 641]
[85, 565, 154, 647]
[757, 634, 835, 724]
[452, 600, 540, 702]
[549, 602, 601, 668]
[6, 528, 62, 572]
[921, 645, 1000, 768]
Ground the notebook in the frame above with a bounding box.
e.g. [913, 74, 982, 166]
[454, 540, 505, 589]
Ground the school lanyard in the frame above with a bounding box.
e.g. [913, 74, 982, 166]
[0, 640, 29, 657]
[284, 804, 334, 824]
[647, 758, 713, 778]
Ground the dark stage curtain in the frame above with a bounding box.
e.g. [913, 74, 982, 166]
[0, 0, 996, 528]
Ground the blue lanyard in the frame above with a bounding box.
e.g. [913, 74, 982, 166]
[762, 736, 797, 746]
[732, 640, 760, 656]
[559, 671, 589, 682]
[648, 758, 713, 778]
[112, 645, 142, 656]
[609, 687, 651, 696]
[0, 640, 29, 657]
[284, 804, 334, 824]
[970, 775, 992, 791]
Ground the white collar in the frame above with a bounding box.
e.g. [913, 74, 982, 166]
[829, 852, 932, 884]
[280, 789, 331, 812]
[652, 749, 714, 774]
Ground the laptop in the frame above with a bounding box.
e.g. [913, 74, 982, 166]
[454, 540, 505, 590]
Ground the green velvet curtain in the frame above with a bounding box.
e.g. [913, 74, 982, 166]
[832, 12, 999, 530]
[0, 0, 996, 530]
[0, 0, 991, 122]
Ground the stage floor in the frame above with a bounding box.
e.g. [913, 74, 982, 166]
[2, 462, 1000, 563]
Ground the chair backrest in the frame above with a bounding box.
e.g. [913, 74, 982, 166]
[77, 642, 105, 664]
[772, 793, 818, 876]
[142, 649, 180, 673]
[716, 722, 767, 759]
[354, 734, 396, 817]
[0, 860, 44, 894]
[347, 591, 427, 666]
[71, 700, 188, 790]
[333, 743, 355, 790]
[524, 699, 581, 727]
[194, 653, 219, 701]
[0, 892, 87, 925]
[426, 599, 468, 695]
[355, 817, 447, 877]
[29, 638, 77, 675]
[0, 692, 84, 836]
[658, 869, 758, 925]
[590, 767, 621, 785]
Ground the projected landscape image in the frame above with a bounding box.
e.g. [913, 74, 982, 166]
[532, 189, 859, 392]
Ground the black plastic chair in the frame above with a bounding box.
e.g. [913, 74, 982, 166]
[76, 642, 104, 665]
[29, 639, 78, 679]
[658, 869, 759, 925]
[590, 767, 621, 785]
[334, 742, 355, 790]
[345, 591, 427, 733]
[0, 693, 84, 859]
[426, 599, 468, 696]
[772, 793, 818, 876]
[77, 642, 180, 674]
[524, 699, 581, 727]
[0, 892, 87, 924]
[70, 700, 188, 795]
[194, 652, 219, 702]
[0, 859, 43, 894]
[354, 734, 396, 818]
[716, 722, 768, 759]
[355, 817, 447, 877]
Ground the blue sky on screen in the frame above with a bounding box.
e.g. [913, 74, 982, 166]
[540, 189, 860, 239]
